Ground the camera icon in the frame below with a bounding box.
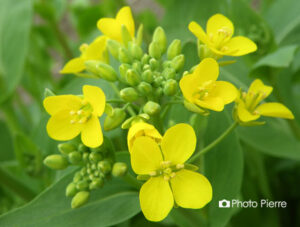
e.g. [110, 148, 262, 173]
[219, 199, 230, 208]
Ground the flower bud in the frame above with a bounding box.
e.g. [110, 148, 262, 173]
[68, 151, 82, 165]
[126, 69, 140, 86]
[162, 60, 172, 69]
[149, 58, 159, 71]
[120, 87, 139, 102]
[143, 101, 161, 115]
[78, 143, 88, 153]
[66, 182, 77, 197]
[153, 26, 167, 53]
[163, 79, 178, 96]
[162, 67, 176, 79]
[76, 180, 89, 191]
[112, 162, 128, 177]
[43, 155, 68, 170]
[119, 63, 131, 82]
[80, 167, 87, 177]
[121, 25, 132, 46]
[58, 142, 77, 155]
[89, 178, 104, 190]
[143, 64, 151, 71]
[141, 70, 154, 83]
[149, 41, 161, 59]
[104, 108, 126, 131]
[97, 62, 118, 81]
[107, 39, 122, 59]
[141, 54, 150, 65]
[138, 82, 152, 95]
[44, 88, 55, 98]
[89, 152, 103, 163]
[98, 160, 112, 174]
[132, 61, 142, 73]
[129, 42, 143, 60]
[104, 103, 114, 116]
[167, 39, 181, 60]
[71, 191, 90, 209]
[171, 54, 185, 72]
[136, 24, 144, 46]
[118, 47, 132, 63]
[154, 76, 164, 87]
[154, 87, 163, 98]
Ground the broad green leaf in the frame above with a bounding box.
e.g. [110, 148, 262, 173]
[204, 111, 243, 227]
[0, 0, 32, 103]
[0, 172, 140, 227]
[253, 45, 299, 69]
[0, 121, 14, 161]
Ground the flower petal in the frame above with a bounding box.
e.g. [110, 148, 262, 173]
[140, 177, 174, 222]
[206, 14, 234, 39]
[81, 115, 103, 148]
[60, 58, 85, 74]
[193, 58, 219, 83]
[83, 85, 106, 116]
[212, 81, 237, 104]
[256, 102, 294, 119]
[179, 73, 199, 103]
[237, 100, 260, 122]
[170, 169, 212, 209]
[131, 136, 163, 175]
[83, 36, 107, 61]
[248, 79, 273, 98]
[188, 21, 210, 44]
[46, 110, 82, 141]
[116, 6, 135, 38]
[43, 95, 82, 115]
[224, 36, 257, 56]
[161, 124, 196, 164]
[195, 96, 224, 111]
[97, 18, 122, 42]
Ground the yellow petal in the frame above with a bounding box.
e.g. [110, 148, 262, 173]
[116, 6, 135, 38]
[43, 95, 82, 115]
[161, 124, 196, 164]
[237, 100, 260, 122]
[81, 115, 103, 148]
[179, 73, 199, 103]
[82, 85, 106, 116]
[211, 81, 237, 104]
[82, 36, 107, 61]
[256, 102, 294, 119]
[195, 96, 224, 111]
[97, 18, 122, 42]
[248, 79, 273, 98]
[224, 36, 257, 56]
[131, 136, 163, 175]
[188, 21, 210, 44]
[60, 58, 85, 74]
[140, 177, 174, 222]
[170, 169, 212, 209]
[46, 110, 82, 141]
[193, 58, 219, 83]
[206, 14, 234, 39]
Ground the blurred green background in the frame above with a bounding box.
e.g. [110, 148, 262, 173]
[0, 0, 300, 226]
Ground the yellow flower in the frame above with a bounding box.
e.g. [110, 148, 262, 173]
[236, 79, 294, 122]
[189, 14, 257, 57]
[127, 122, 162, 153]
[179, 58, 237, 112]
[97, 6, 135, 43]
[131, 124, 212, 222]
[43, 85, 106, 148]
[60, 36, 108, 74]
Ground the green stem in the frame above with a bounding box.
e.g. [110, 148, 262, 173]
[0, 167, 36, 201]
[188, 121, 238, 163]
[122, 173, 142, 190]
[106, 99, 126, 104]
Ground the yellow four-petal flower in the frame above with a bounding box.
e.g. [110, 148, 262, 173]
[43, 85, 106, 148]
[131, 124, 212, 222]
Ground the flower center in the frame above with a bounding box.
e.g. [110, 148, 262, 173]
[193, 80, 216, 100]
[209, 27, 232, 49]
[69, 100, 93, 124]
[243, 90, 267, 114]
[149, 161, 184, 181]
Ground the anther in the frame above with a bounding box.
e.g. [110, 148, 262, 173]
[70, 110, 76, 115]
[253, 110, 260, 115]
[176, 164, 184, 169]
[149, 171, 157, 177]
[70, 120, 76, 124]
[77, 110, 83, 115]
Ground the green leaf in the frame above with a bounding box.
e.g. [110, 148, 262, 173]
[253, 45, 299, 69]
[0, 172, 140, 227]
[0, 121, 14, 161]
[0, 0, 32, 103]
[204, 111, 243, 227]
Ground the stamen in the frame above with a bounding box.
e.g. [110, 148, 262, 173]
[149, 171, 157, 177]
[70, 110, 76, 115]
[176, 164, 184, 169]
[78, 117, 87, 124]
[70, 120, 76, 124]
[253, 110, 260, 115]
[77, 110, 83, 115]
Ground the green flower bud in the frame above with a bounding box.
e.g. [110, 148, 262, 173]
[73, 171, 82, 183]
[98, 160, 112, 174]
[89, 178, 104, 190]
[126, 69, 140, 86]
[112, 162, 128, 177]
[154, 87, 163, 98]
[137, 174, 150, 181]
[141, 70, 154, 83]
[104, 108, 126, 131]
[141, 54, 150, 65]
[96, 62, 118, 81]
[163, 79, 178, 96]
[90, 146, 105, 153]
[78, 144, 88, 153]
[58, 142, 76, 155]
[80, 167, 87, 176]
[154, 76, 164, 87]
[149, 41, 161, 59]
[121, 25, 132, 46]
[107, 39, 122, 59]
[136, 24, 144, 46]
[66, 182, 77, 197]
[82, 152, 89, 162]
[43, 154, 68, 170]
[153, 26, 167, 53]
[129, 42, 143, 60]
[119, 63, 131, 83]
[138, 82, 152, 95]
[120, 87, 139, 102]
[44, 88, 55, 98]
[162, 67, 176, 79]
[71, 191, 90, 209]
[143, 101, 161, 115]
[142, 64, 151, 71]
[118, 47, 132, 64]
[104, 103, 114, 116]
[171, 54, 185, 72]
[68, 151, 82, 165]
[89, 152, 103, 163]
[76, 180, 89, 191]
[162, 60, 172, 69]
[132, 61, 142, 73]
[167, 39, 181, 60]
[149, 58, 159, 70]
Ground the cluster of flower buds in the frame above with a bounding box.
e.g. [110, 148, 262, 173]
[43, 141, 127, 208]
